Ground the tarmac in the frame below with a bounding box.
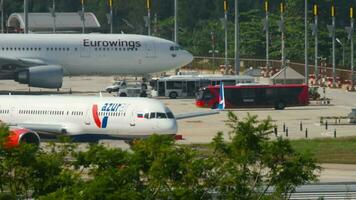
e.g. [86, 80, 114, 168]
[1, 76, 356, 182]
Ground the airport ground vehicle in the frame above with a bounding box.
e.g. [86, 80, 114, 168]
[105, 81, 127, 93]
[151, 75, 255, 99]
[117, 87, 148, 97]
[196, 84, 309, 110]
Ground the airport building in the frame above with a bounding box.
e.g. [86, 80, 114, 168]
[7, 12, 101, 33]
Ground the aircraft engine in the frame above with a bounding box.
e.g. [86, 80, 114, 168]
[16, 65, 63, 88]
[4, 128, 40, 149]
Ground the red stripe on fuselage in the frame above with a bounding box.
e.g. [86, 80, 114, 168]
[92, 104, 101, 128]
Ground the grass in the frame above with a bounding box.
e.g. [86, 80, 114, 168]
[291, 137, 356, 164]
[188, 137, 356, 164]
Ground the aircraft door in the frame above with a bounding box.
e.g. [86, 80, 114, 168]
[130, 109, 136, 127]
[80, 46, 91, 58]
[84, 107, 91, 126]
[145, 41, 156, 58]
[158, 81, 165, 96]
[10, 107, 15, 118]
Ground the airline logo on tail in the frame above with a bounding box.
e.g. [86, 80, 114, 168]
[92, 104, 108, 128]
[217, 82, 225, 110]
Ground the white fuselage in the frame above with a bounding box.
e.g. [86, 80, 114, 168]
[0, 95, 177, 139]
[0, 34, 193, 75]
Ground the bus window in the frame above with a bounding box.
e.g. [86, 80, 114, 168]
[223, 80, 236, 86]
[199, 80, 211, 88]
[196, 90, 204, 100]
[266, 88, 274, 97]
[167, 81, 183, 89]
[150, 80, 157, 90]
[241, 88, 255, 99]
[187, 81, 196, 96]
[158, 81, 165, 96]
[197, 89, 213, 100]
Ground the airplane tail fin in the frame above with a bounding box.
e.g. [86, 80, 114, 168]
[217, 82, 225, 110]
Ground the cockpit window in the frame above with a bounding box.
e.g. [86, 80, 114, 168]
[170, 45, 181, 51]
[156, 113, 167, 119]
[166, 112, 174, 119]
[150, 112, 156, 119]
[144, 113, 149, 119]
[147, 112, 173, 119]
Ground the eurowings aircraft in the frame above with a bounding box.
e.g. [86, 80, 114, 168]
[0, 34, 193, 89]
[0, 95, 217, 148]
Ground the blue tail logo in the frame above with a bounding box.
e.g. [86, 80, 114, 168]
[217, 82, 225, 110]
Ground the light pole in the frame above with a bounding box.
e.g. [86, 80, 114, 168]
[234, 0, 240, 75]
[336, 38, 345, 67]
[264, 0, 269, 77]
[347, 5, 355, 91]
[279, 0, 286, 84]
[109, 0, 113, 33]
[80, 0, 85, 33]
[1, 0, 4, 33]
[331, 3, 336, 87]
[146, 0, 151, 36]
[50, 0, 56, 33]
[305, 0, 308, 84]
[311, 3, 318, 84]
[223, 0, 228, 74]
[24, 0, 28, 33]
[174, 0, 177, 43]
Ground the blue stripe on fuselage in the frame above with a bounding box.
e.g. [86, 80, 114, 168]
[102, 116, 108, 128]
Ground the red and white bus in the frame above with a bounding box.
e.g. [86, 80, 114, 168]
[196, 84, 309, 110]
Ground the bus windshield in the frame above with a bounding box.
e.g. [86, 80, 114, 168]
[196, 89, 213, 101]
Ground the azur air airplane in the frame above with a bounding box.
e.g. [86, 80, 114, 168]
[0, 95, 218, 148]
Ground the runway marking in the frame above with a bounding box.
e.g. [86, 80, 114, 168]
[335, 105, 353, 109]
[321, 132, 333, 137]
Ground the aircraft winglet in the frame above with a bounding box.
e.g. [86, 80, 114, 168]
[217, 82, 225, 110]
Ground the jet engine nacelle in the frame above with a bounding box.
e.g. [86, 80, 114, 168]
[16, 65, 63, 88]
[5, 128, 40, 149]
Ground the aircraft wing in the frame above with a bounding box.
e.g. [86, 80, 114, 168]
[0, 56, 47, 67]
[10, 123, 66, 134]
[175, 110, 220, 120]
[0, 56, 49, 79]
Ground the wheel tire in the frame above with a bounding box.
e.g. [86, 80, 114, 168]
[169, 92, 178, 99]
[275, 101, 285, 110]
[107, 89, 112, 93]
[119, 93, 127, 97]
[140, 91, 147, 97]
[211, 102, 219, 109]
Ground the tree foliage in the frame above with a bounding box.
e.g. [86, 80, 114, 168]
[0, 113, 319, 199]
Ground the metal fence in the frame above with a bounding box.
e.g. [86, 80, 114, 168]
[188, 56, 355, 81]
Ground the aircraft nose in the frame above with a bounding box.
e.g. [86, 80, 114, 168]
[157, 119, 178, 135]
[182, 50, 194, 66]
